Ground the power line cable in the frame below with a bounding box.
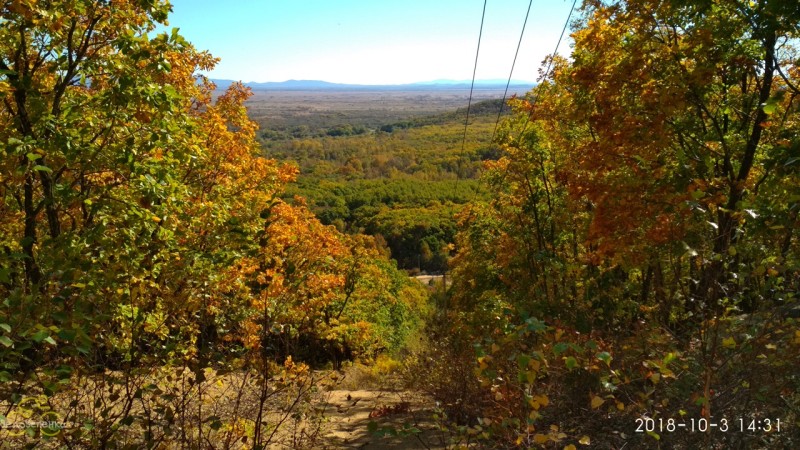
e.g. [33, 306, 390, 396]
[469, 0, 577, 206]
[446, 0, 489, 274]
[457, 0, 576, 208]
[457, 0, 488, 182]
[491, 0, 534, 143]
[517, 0, 577, 138]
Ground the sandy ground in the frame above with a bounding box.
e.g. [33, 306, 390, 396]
[315, 389, 447, 449]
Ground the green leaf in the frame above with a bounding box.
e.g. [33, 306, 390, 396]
[32, 329, 49, 343]
[553, 342, 569, 355]
[44, 336, 57, 346]
[0, 336, 12, 347]
[0, 324, 10, 333]
[596, 352, 612, 365]
[526, 317, 547, 332]
[33, 165, 52, 173]
[57, 329, 76, 341]
[564, 356, 578, 369]
[56, 365, 73, 379]
[119, 415, 135, 426]
[26, 152, 41, 161]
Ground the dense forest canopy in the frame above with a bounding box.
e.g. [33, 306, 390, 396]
[261, 103, 498, 273]
[265, 112, 497, 273]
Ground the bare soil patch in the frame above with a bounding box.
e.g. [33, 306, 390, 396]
[314, 388, 446, 450]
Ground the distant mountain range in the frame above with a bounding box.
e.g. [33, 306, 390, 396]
[209, 78, 535, 91]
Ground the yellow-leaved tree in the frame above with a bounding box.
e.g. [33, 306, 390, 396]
[0, 1, 428, 448]
[435, 1, 800, 448]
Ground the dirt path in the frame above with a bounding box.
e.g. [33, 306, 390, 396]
[282, 364, 454, 450]
[315, 388, 447, 449]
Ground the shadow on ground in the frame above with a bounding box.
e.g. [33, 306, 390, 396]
[318, 389, 448, 449]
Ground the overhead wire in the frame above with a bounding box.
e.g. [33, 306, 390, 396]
[490, 0, 535, 144]
[457, 0, 488, 184]
[455, 0, 577, 206]
[516, 0, 578, 138]
[446, 0, 578, 279]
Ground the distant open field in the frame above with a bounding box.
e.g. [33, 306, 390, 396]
[240, 88, 526, 130]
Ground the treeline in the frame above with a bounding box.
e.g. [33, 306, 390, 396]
[257, 98, 506, 138]
[378, 99, 506, 132]
[0, 2, 427, 448]
[412, 0, 800, 448]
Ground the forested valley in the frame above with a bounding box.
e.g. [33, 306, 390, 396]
[1, 1, 799, 449]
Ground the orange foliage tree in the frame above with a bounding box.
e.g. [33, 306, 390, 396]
[0, 1, 427, 447]
[439, 1, 800, 448]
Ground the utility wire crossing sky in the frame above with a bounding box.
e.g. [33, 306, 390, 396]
[167, 0, 578, 85]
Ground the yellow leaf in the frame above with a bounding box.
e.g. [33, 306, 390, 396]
[616, 401, 625, 411]
[649, 372, 661, 384]
[564, 445, 577, 450]
[579, 435, 591, 445]
[529, 394, 549, 410]
[533, 434, 549, 444]
[152, 216, 162, 222]
[765, 343, 777, 350]
[722, 337, 736, 349]
[591, 395, 604, 409]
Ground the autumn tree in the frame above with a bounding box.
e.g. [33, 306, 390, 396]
[0, 2, 429, 447]
[537, 0, 800, 317]
[435, 1, 800, 447]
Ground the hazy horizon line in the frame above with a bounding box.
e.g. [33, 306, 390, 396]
[208, 77, 538, 86]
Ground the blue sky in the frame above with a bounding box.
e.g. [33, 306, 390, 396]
[166, 0, 578, 85]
